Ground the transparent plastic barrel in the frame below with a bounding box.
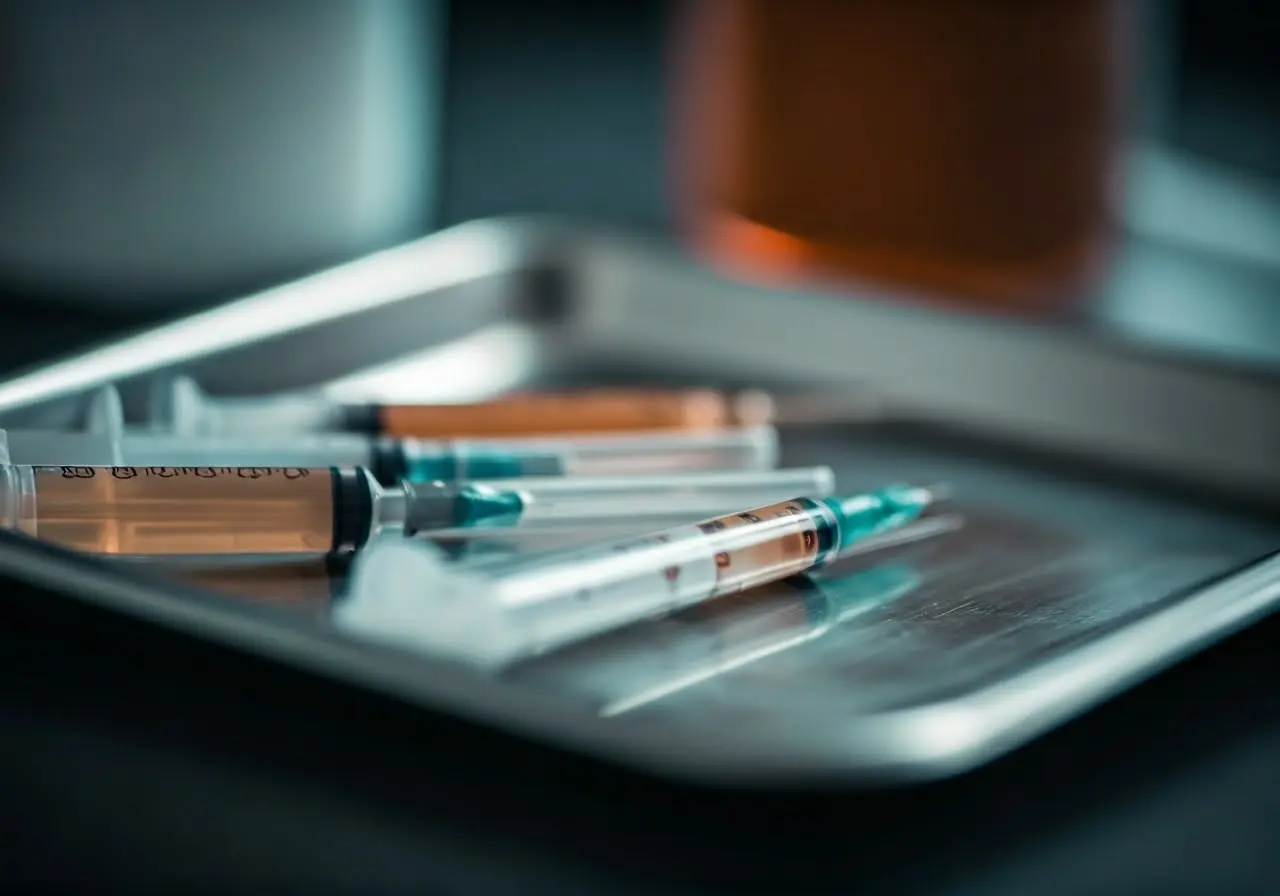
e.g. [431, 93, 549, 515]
[482, 466, 834, 527]
[464, 425, 780, 476]
[3, 429, 373, 468]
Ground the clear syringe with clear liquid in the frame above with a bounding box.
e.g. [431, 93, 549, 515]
[336, 484, 940, 667]
[2, 425, 778, 484]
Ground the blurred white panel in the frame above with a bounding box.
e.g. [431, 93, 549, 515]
[0, 0, 444, 304]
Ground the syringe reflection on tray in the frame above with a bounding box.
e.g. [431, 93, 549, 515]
[122, 554, 346, 619]
[174, 557, 340, 612]
[510, 562, 920, 716]
[508, 516, 961, 715]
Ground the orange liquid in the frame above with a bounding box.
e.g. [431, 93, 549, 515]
[378, 389, 767, 437]
[700, 500, 823, 593]
[32, 466, 336, 555]
[673, 0, 1126, 310]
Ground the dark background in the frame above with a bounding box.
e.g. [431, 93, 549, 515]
[3, 0, 1279, 369]
[1, 1, 1279, 891]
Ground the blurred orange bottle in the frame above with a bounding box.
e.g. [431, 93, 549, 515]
[672, 0, 1129, 311]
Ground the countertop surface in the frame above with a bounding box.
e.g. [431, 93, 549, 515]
[4, 559, 1280, 893]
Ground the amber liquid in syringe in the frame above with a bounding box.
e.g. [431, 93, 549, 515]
[373, 389, 770, 437]
[29, 466, 339, 555]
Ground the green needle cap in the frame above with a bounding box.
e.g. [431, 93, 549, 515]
[454, 483, 526, 528]
[820, 484, 935, 552]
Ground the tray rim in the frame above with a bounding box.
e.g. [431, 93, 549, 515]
[0, 213, 1277, 410]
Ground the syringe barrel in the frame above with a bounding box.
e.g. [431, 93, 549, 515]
[479, 466, 835, 527]
[513, 426, 781, 475]
[422, 523, 660, 567]
[400, 441, 566, 481]
[155, 377, 776, 440]
[3, 429, 374, 469]
[0, 465, 38, 537]
[120, 433, 373, 468]
[2, 465, 375, 556]
[374, 389, 771, 438]
[401, 427, 780, 481]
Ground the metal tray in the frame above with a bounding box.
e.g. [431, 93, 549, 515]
[0, 216, 1277, 786]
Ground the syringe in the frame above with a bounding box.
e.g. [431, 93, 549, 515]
[0, 464, 831, 557]
[425, 507, 964, 568]
[423, 524, 668, 566]
[2, 425, 779, 485]
[335, 484, 940, 668]
[425, 467, 836, 531]
[152, 376, 775, 438]
[0, 465, 397, 557]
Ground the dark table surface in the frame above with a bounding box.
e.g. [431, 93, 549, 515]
[4, 546, 1280, 894]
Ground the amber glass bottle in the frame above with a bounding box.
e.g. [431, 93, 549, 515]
[672, 0, 1127, 311]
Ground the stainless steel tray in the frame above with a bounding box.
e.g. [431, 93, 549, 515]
[0, 215, 1277, 786]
